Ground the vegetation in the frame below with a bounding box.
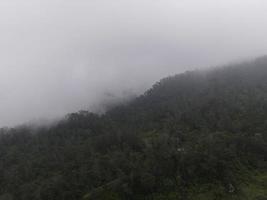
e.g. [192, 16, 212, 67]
[0, 57, 267, 199]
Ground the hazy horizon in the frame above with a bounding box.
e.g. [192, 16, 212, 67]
[1, 0, 267, 127]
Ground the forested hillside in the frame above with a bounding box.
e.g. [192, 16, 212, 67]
[0, 57, 267, 200]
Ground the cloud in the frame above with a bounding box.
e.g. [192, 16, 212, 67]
[1, 0, 267, 126]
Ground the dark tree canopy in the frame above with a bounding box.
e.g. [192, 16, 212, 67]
[0, 57, 267, 200]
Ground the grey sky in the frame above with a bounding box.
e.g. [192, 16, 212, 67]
[1, 0, 267, 126]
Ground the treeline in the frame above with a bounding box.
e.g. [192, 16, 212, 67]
[0, 57, 267, 199]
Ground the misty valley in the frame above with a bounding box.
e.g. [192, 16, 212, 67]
[0, 57, 266, 200]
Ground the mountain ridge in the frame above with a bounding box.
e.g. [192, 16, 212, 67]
[0, 57, 267, 200]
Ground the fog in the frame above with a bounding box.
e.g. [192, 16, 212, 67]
[1, 0, 267, 126]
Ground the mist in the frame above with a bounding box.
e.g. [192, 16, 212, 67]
[1, 0, 267, 127]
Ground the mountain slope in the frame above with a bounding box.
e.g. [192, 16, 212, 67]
[0, 57, 267, 200]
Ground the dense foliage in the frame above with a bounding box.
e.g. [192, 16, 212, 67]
[0, 57, 267, 200]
